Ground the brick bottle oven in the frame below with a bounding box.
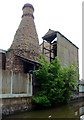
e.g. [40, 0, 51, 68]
[6, 3, 40, 72]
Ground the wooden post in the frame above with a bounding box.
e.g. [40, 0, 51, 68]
[0, 69, 2, 95]
[11, 71, 13, 96]
[31, 74, 32, 96]
[27, 73, 29, 96]
[50, 42, 51, 62]
[27, 73, 32, 96]
[43, 40, 44, 55]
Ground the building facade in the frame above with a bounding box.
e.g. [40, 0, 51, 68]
[40, 29, 79, 67]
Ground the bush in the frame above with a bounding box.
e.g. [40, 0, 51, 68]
[32, 54, 79, 107]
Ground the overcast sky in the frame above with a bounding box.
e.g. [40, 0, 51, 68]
[0, 0, 82, 78]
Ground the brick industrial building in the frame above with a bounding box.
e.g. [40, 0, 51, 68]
[0, 3, 79, 115]
[40, 29, 79, 67]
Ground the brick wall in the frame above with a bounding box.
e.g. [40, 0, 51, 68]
[40, 32, 79, 68]
[6, 51, 23, 72]
[57, 33, 79, 67]
[0, 52, 6, 70]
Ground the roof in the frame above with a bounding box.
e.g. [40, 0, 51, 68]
[15, 55, 41, 65]
[22, 3, 34, 11]
[42, 29, 79, 49]
[78, 80, 84, 85]
[0, 49, 6, 53]
[42, 29, 57, 43]
[43, 29, 56, 37]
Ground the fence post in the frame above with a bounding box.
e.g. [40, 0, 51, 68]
[11, 71, 13, 96]
[31, 74, 32, 96]
[27, 73, 29, 96]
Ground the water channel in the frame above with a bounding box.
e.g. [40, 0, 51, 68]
[3, 98, 84, 119]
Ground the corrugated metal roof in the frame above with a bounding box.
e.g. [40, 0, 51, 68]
[15, 55, 41, 65]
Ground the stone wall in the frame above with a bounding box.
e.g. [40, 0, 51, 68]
[2, 97, 32, 115]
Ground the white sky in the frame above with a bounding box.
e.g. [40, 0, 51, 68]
[0, 0, 82, 79]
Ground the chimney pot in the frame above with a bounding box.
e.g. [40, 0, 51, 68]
[22, 3, 34, 18]
[22, 3, 34, 11]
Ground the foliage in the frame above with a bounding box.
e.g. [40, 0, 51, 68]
[32, 54, 79, 107]
[7, 48, 15, 53]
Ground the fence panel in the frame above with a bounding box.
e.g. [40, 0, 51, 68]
[1, 70, 32, 97]
[2, 70, 11, 94]
[12, 72, 27, 94]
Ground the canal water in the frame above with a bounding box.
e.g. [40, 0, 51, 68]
[3, 98, 84, 119]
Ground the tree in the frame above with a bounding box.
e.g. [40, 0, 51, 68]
[32, 54, 79, 107]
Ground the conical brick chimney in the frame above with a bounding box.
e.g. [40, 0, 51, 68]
[6, 4, 40, 72]
[10, 3, 40, 60]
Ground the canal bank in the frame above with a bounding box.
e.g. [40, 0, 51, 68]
[2, 97, 84, 119]
[1, 93, 84, 116]
[70, 93, 84, 102]
[1, 90, 84, 116]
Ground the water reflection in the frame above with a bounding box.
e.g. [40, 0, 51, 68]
[70, 98, 84, 119]
[80, 106, 84, 116]
[80, 115, 84, 120]
[3, 98, 84, 119]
